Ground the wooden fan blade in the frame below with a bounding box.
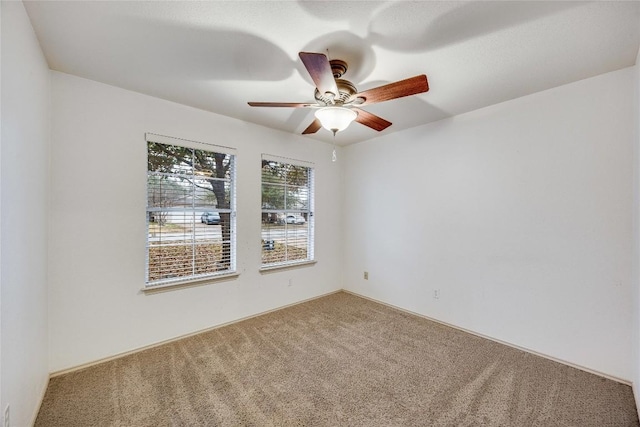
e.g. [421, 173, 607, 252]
[355, 75, 429, 106]
[248, 102, 315, 108]
[352, 108, 392, 132]
[302, 118, 322, 135]
[299, 52, 339, 98]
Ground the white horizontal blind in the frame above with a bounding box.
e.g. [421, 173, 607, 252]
[146, 137, 236, 286]
[146, 133, 236, 155]
[261, 155, 315, 267]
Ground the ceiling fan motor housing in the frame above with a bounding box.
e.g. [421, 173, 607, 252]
[314, 80, 357, 105]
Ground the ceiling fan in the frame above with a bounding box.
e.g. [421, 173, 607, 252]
[248, 52, 429, 136]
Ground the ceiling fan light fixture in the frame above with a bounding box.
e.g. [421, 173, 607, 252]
[315, 106, 357, 134]
[249, 52, 428, 136]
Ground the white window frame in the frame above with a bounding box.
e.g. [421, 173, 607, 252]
[260, 154, 315, 270]
[145, 133, 237, 290]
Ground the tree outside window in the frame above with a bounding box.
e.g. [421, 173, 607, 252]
[146, 139, 235, 285]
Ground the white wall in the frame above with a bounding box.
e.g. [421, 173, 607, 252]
[344, 67, 635, 381]
[1, 2, 51, 426]
[49, 71, 343, 372]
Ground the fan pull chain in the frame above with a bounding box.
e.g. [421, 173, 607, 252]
[332, 133, 337, 162]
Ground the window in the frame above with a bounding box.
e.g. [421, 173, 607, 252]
[146, 134, 236, 287]
[261, 156, 314, 268]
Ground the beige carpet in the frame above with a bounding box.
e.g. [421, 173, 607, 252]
[35, 292, 639, 426]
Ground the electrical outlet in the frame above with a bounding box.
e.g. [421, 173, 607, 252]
[288, 278, 292, 287]
[364, 271, 368, 280]
[433, 289, 440, 299]
[4, 404, 10, 427]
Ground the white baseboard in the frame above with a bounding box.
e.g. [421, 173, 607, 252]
[343, 289, 632, 386]
[49, 288, 631, 387]
[634, 382, 640, 421]
[30, 376, 49, 427]
[50, 289, 342, 377]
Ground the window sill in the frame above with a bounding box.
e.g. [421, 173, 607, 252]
[259, 260, 317, 273]
[142, 272, 239, 294]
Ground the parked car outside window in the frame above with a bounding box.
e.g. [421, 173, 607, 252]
[285, 214, 306, 225]
[200, 212, 221, 225]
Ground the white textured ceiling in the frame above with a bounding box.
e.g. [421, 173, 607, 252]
[23, 1, 640, 145]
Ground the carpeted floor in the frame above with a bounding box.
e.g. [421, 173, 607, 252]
[35, 291, 639, 426]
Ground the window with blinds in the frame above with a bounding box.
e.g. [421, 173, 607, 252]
[261, 156, 314, 267]
[146, 134, 236, 287]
